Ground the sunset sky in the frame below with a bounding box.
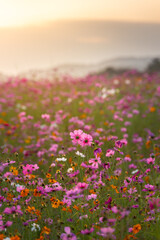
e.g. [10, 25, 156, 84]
[0, 0, 160, 27]
[0, 0, 160, 75]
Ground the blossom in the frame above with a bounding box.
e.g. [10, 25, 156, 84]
[81, 227, 94, 234]
[106, 149, 115, 157]
[97, 227, 115, 239]
[61, 227, 77, 240]
[148, 198, 160, 210]
[70, 129, 83, 145]
[75, 151, 85, 158]
[144, 184, 155, 191]
[146, 157, 155, 164]
[56, 157, 67, 162]
[80, 133, 93, 147]
[76, 182, 88, 191]
[31, 223, 41, 232]
[41, 114, 50, 121]
[132, 224, 141, 234]
[3, 206, 23, 215]
[22, 164, 39, 175]
[115, 139, 127, 148]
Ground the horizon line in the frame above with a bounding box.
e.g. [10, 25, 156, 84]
[1, 18, 160, 29]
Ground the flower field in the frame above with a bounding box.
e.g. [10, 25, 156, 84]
[0, 71, 160, 240]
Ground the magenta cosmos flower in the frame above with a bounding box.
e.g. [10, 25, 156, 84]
[97, 227, 115, 238]
[70, 129, 83, 145]
[61, 227, 77, 240]
[80, 133, 93, 147]
[106, 149, 115, 157]
[23, 164, 39, 175]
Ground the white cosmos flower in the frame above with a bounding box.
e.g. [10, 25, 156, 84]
[67, 168, 74, 173]
[131, 169, 139, 174]
[76, 151, 85, 158]
[31, 223, 41, 232]
[107, 89, 116, 95]
[67, 98, 72, 103]
[114, 79, 119, 85]
[56, 157, 67, 162]
[125, 79, 131, 85]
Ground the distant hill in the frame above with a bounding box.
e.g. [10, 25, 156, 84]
[17, 57, 155, 79]
[0, 57, 159, 81]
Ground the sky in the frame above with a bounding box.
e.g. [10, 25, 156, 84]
[0, 0, 160, 27]
[0, 0, 160, 75]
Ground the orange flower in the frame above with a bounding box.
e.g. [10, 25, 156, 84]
[59, 201, 64, 206]
[21, 189, 29, 197]
[28, 174, 35, 179]
[132, 224, 141, 234]
[42, 226, 51, 235]
[35, 209, 41, 217]
[19, 147, 24, 153]
[11, 236, 21, 240]
[144, 176, 149, 183]
[10, 166, 18, 176]
[123, 187, 127, 192]
[73, 205, 80, 211]
[0, 234, 5, 240]
[36, 237, 44, 240]
[104, 121, 108, 126]
[52, 200, 60, 208]
[124, 235, 137, 240]
[62, 207, 72, 213]
[69, 157, 72, 164]
[33, 189, 41, 197]
[150, 107, 156, 112]
[26, 206, 35, 213]
[89, 189, 96, 194]
[36, 236, 44, 240]
[80, 113, 86, 119]
[52, 132, 57, 137]
[1, 112, 6, 116]
[50, 196, 56, 201]
[46, 173, 51, 178]
[48, 178, 57, 184]
[67, 207, 72, 213]
[111, 185, 119, 192]
[93, 200, 100, 205]
[146, 140, 151, 149]
[25, 138, 31, 144]
[7, 193, 14, 201]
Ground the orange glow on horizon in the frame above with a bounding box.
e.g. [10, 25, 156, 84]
[0, 0, 160, 27]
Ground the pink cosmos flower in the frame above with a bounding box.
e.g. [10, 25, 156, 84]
[89, 158, 101, 167]
[61, 227, 77, 240]
[23, 164, 39, 175]
[115, 139, 128, 148]
[81, 227, 94, 234]
[148, 198, 160, 210]
[80, 133, 93, 147]
[128, 187, 137, 194]
[41, 114, 50, 121]
[86, 194, 97, 200]
[146, 157, 155, 164]
[111, 206, 118, 213]
[97, 227, 115, 238]
[3, 205, 23, 215]
[144, 184, 155, 191]
[76, 182, 88, 191]
[121, 128, 127, 132]
[70, 129, 83, 145]
[106, 149, 115, 157]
